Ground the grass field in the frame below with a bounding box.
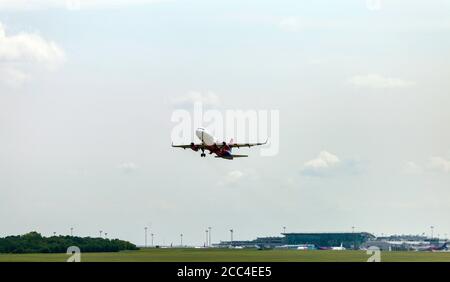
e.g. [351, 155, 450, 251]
[0, 248, 450, 262]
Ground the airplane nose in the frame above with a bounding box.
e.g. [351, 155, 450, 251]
[195, 128, 204, 140]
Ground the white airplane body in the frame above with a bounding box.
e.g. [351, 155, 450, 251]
[172, 127, 267, 160]
[331, 243, 346, 251]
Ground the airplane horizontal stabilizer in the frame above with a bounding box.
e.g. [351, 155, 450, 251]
[214, 154, 248, 159]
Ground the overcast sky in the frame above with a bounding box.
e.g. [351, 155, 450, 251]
[1, 0, 450, 246]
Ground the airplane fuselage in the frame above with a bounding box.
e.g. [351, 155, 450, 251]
[194, 128, 234, 159]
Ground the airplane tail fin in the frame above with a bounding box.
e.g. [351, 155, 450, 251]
[228, 138, 234, 152]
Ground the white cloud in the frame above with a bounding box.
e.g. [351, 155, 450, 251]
[0, 0, 168, 10]
[0, 67, 29, 88]
[301, 151, 341, 176]
[281, 177, 295, 188]
[227, 170, 244, 181]
[365, 0, 382, 11]
[307, 58, 326, 65]
[0, 22, 65, 88]
[403, 161, 423, 174]
[304, 151, 340, 169]
[277, 12, 450, 34]
[278, 17, 349, 32]
[428, 157, 450, 173]
[348, 74, 415, 89]
[0, 23, 65, 67]
[170, 91, 220, 108]
[67, 168, 88, 177]
[218, 170, 244, 186]
[279, 17, 303, 32]
[117, 162, 139, 173]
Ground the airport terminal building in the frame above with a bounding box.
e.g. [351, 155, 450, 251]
[282, 232, 375, 249]
[215, 232, 375, 249]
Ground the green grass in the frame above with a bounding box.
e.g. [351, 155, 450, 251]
[0, 248, 450, 262]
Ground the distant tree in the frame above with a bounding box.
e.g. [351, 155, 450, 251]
[0, 232, 138, 254]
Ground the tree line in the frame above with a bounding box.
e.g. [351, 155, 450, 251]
[0, 232, 138, 253]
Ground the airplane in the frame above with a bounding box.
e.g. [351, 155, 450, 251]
[331, 243, 346, 251]
[276, 244, 316, 250]
[429, 242, 448, 252]
[296, 244, 316, 250]
[416, 242, 448, 252]
[411, 242, 448, 252]
[255, 244, 274, 250]
[172, 127, 267, 160]
[318, 243, 346, 251]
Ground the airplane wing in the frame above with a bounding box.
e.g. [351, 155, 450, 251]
[229, 139, 268, 148]
[171, 143, 206, 149]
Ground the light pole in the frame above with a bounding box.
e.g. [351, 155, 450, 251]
[283, 226, 286, 234]
[70, 227, 73, 237]
[230, 229, 234, 247]
[205, 229, 209, 247]
[99, 230, 103, 238]
[180, 233, 183, 247]
[145, 227, 148, 248]
[151, 233, 154, 247]
[351, 226, 355, 250]
[431, 226, 434, 240]
[208, 227, 212, 247]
